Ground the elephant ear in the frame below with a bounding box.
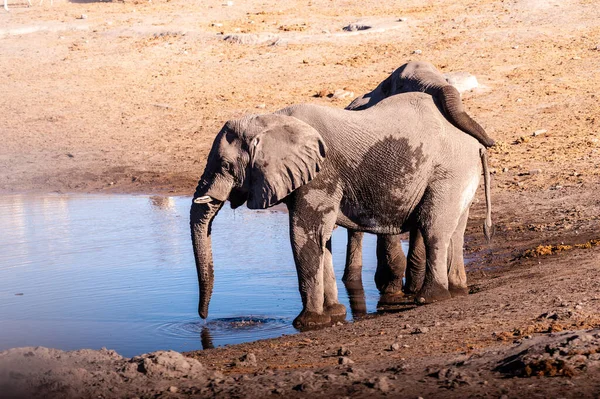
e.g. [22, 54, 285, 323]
[247, 116, 327, 209]
[379, 73, 394, 97]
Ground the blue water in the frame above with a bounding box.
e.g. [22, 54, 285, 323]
[0, 194, 406, 357]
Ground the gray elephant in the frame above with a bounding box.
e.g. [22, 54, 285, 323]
[342, 61, 495, 298]
[190, 92, 492, 328]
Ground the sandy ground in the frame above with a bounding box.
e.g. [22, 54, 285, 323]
[1, 0, 600, 397]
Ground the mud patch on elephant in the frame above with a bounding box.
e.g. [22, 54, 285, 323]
[341, 136, 428, 230]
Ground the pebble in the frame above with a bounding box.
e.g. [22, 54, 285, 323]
[374, 376, 390, 392]
[339, 356, 354, 365]
[412, 49, 422, 55]
[390, 343, 401, 351]
[529, 169, 542, 175]
[412, 326, 430, 334]
[211, 23, 223, 27]
[78, 14, 88, 19]
[168, 386, 178, 393]
[223, 1, 233, 6]
[337, 347, 352, 356]
[331, 89, 354, 100]
[398, 17, 407, 22]
[502, 167, 509, 173]
[255, 103, 266, 109]
[532, 129, 547, 136]
[343, 23, 371, 32]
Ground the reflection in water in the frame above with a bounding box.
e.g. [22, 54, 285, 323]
[0, 194, 410, 357]
[200, 327, 214, 350]
[343, 280, 368, 320]
[150, 196, 175, 210]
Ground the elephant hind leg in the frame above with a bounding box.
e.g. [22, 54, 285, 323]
[448, 210, 469, 297]
[404, 227, 426, 295]
[342, 229, 364, 283]
[415, 189, 461, 304]
[374, 234, 406, 295]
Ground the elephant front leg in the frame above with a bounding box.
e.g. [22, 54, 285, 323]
[342, 229, 364, 283]
[289, 205, 340, 329]
[323, 238, 347, 321]
[404, 227, 426, 295]
[374, 234, 406, 296]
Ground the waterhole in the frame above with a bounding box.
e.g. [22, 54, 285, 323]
[0, 194, 409, 357]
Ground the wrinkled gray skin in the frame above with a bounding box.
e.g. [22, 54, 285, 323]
[343, 61, 495, 298]
[190, 92, 493, 328]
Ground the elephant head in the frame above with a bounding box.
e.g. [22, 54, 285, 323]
[190, 113, 327, 319]
[346, 61, 495, 148]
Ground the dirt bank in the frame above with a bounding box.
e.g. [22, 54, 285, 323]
[1, 0, 600, 397]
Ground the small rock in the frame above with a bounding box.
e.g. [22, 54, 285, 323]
[374, 376, 390, 392]
[211, 23, 223, 27]
[343, 23, 371, 32]
[533, 129, 547, 136]
[223, 1, 233, 6]
[236, 352, 257, 367]
[412, 326, 429, 334]
[339, 357, 354, 365]
[390, 343, 401, 351]
[331, 89, 354, 100]
[77, 14, 88, 20]
[412, 49, 422, 55]
[512, 45, 519, 49]
[398, 17, 407, 22]
[502, 167, 509, 173]
[575, 305, 582, 310]
[256, 103, 266, 109]
[529, 169, 542, 175]
[168, 386, 178, 393]
[337, 347, 352, 356]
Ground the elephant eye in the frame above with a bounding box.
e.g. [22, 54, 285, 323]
[221, 160, 233, 173]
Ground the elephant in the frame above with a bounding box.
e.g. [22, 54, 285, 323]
[342, 61, 495, 298]
[190, 92, 493, 329]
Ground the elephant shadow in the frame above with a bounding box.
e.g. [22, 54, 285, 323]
[342, 278, 417, 320]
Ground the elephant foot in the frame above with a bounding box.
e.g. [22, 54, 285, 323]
[415, 282, 452, 305]
[378, 291, 405, 306]
[325, 303, 347, 318]
[325, 303, 347, 323]
[293, 310, 331, 329]
[449, 285, 469, 297]
[403, 276, 424, 296]
[379, 279, 404, 296]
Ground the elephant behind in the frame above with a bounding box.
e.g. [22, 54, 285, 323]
[342, 61, 494, 299]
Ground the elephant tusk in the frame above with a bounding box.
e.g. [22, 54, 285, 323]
[194, 195, 214, 204]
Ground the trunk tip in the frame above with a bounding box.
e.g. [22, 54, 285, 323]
[199, 303, 209, 319]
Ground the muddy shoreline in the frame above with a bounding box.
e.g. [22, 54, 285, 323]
[2, 0, 600, 396]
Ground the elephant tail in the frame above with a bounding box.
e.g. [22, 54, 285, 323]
[480, 147, 494, 242]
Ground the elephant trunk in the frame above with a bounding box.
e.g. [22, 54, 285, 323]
[439, 85, 495, 148]
[190, 197, 224, 319]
